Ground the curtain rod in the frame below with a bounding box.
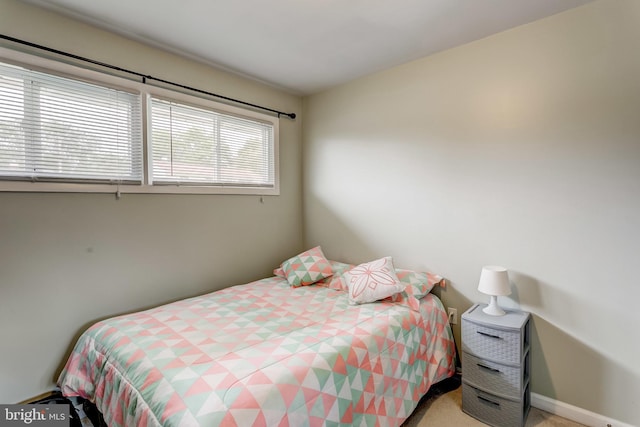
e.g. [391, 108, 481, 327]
[0, 34, 297, 120]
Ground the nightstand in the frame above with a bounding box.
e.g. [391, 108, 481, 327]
[461, 304, 531, 427]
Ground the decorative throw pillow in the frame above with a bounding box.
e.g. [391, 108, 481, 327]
[391, 269, 446, 310]
[280, 246, 333, 287]
[396, 269, 445, 298]
[273, 266, 285, 278]
[315, 261, 356, 290]
[343, 256, 405, 304]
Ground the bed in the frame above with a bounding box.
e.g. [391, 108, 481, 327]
[58, 252, 456, 427]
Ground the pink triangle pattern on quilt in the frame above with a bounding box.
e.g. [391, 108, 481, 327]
[58, 276, 456, 427]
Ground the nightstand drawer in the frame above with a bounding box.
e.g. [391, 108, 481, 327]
[462, 319, 522, 365]
[463, 352, 529, 399]
[462, 381, 530, 427]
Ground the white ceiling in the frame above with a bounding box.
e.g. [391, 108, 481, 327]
[21, 0, 593, 95]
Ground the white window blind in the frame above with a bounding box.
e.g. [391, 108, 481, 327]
[0, 61, 143, 183]
[150, 97, 275, 188]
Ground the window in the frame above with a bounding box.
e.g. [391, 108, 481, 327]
[150, 97, 275, 189]
[0, 62, 142, 183]
[0, 49, 280, 195]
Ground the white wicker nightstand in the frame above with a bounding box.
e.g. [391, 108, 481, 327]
[461, 304, 531, 427]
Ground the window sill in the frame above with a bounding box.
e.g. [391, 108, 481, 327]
[0, 181, 279, 196]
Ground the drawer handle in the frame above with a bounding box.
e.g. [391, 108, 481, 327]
[477, 331, 502, 339]
[477, 395, 501, 407]
[477, 363, 501, 373]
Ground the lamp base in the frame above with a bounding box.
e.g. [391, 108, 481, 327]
[483, 295, 506, 316]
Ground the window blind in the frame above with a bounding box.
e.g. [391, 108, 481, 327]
[150, 97, 275, 188]
[0, 61, 143, 183]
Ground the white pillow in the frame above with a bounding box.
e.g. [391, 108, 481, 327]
[344, 256, 406, 304]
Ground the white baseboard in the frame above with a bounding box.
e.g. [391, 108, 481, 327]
[531, 393, 634, 427]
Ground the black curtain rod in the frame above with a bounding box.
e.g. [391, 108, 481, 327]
[0, 34, 296, 120]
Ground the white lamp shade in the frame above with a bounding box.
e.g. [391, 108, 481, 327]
[478, 265, 511, 296]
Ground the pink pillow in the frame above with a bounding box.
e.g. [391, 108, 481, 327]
[396, 269, 445, 297]
[391, 270, 446, 310]
[315, 261, 355, 290]
[277, 260, 355, 289]
[280, 246, 333, 287]
[343, 256, 406, 304]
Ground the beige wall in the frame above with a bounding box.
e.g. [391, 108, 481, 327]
[303, 0, 640, 425]
[0, 0, 303, 403]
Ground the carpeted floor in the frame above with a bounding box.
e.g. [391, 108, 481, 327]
[402, 376, 586, 427]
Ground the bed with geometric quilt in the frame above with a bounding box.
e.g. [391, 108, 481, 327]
[58, 249, 456, 427]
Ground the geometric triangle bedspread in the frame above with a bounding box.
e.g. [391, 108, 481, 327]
[58, 276, 456, 427]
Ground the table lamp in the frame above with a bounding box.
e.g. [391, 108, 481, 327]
[478, 265, 511, 316]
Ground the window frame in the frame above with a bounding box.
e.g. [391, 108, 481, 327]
[0, 47, 280, 196]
